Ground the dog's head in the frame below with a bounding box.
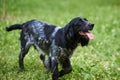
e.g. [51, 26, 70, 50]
[65, 17, 94, 46]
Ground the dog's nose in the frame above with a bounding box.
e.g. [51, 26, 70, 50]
[90, 23, 94, 27]
[89, 23, 94, 28]
[88, 23, 94, 30]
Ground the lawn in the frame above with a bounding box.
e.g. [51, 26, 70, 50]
[0, 0, 120, 80]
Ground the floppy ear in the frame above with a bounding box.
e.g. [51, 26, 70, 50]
[64, 17, 80, 40]
[65, 25, 74, 40]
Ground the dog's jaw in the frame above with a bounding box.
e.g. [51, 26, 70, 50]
[79, 31, 94, 40]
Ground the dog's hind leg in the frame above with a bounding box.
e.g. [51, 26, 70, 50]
[19, 32, 31, 71]
[19, 47, 30, 71]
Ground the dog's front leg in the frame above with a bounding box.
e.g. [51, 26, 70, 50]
[50, 57, 59, 80]
[59, 58, 72, 77]
[49, 44, 61, 80]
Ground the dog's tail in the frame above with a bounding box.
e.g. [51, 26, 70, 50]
[6, 24, 22, 31]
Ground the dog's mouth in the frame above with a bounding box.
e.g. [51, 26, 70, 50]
[79, 31, 94, 40]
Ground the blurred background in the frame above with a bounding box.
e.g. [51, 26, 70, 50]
[0, 0, 120, 80]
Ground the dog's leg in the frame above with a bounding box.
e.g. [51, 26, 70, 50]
[59, 58, 72, 77]
[19, 48, 30, 71]
[50, 57, 59, 80]
[19, 32, 31, 71]
[40, 54, 50, 70]
[40, 54, 45, 63]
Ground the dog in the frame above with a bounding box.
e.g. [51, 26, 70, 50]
[6, 17, 94, 80]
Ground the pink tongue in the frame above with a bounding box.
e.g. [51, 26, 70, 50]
[85, 32, 94, 40]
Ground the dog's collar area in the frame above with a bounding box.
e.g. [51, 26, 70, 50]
[79, 31, 94, 40]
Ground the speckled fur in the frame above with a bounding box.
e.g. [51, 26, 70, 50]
[6, 17, 94, 80]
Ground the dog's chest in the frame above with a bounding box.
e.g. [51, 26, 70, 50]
[60, 48, 73, 58]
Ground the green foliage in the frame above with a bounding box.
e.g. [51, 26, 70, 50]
[0, 0, 120, 80]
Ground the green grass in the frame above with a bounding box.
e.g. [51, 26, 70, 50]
[0, 0, 120, 80]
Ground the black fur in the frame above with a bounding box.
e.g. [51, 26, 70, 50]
[6, 17, 94, 80]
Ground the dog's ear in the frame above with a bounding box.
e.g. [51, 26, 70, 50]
[64, 17, 80, 40]
[65, 25, 74, 40]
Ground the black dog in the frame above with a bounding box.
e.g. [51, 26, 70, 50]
[6, 17, 94, 80]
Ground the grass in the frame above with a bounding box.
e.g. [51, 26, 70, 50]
[0, 0, 120, 80]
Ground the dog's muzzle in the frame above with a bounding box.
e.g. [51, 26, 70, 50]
[79, 23, 94, 40]
[79, 32, 94, 40]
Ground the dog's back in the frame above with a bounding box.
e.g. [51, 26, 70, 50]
[6, 20, 60, 54]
